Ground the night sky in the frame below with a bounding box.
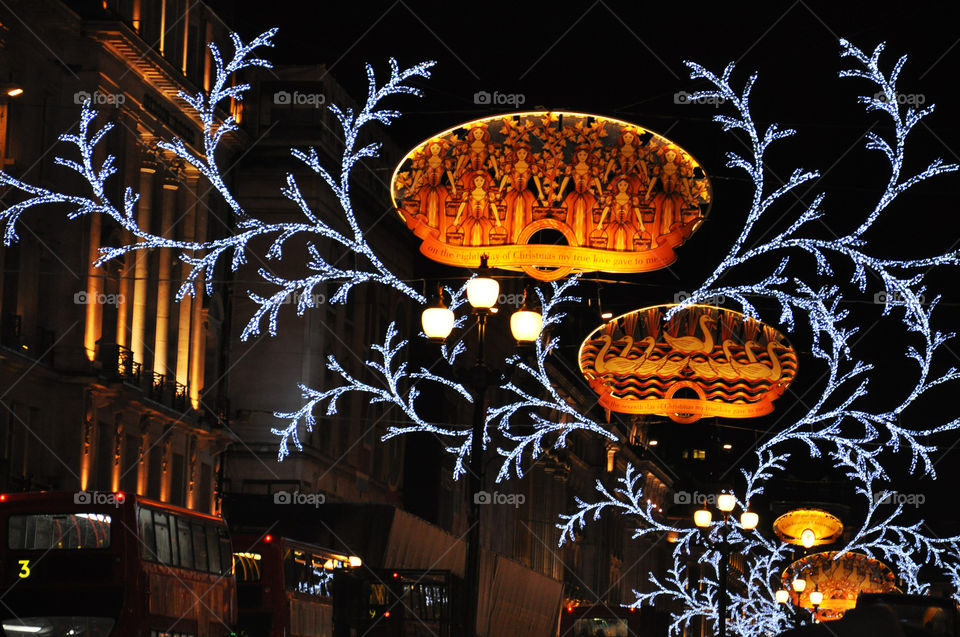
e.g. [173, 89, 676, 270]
[206, 1, 960, 531]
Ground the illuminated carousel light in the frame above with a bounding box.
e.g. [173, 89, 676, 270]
[782, 551, 898, 620]
[772, 509, 843, 547]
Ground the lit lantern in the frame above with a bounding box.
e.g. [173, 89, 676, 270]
[421, 285, 455, 342]
[466, 256, 499, 310]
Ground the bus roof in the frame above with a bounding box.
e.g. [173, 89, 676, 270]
[0, 491, 225, 524]
[231, 532, 344, 556]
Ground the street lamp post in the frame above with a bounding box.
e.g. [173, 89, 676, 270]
[693, 494, 758, 637]
[809, 590, 823, 623]
[421, 256, 543, 637]
[791, 577, 807, 628]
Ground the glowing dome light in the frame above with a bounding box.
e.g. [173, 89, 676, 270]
[773, 509, 843, 548]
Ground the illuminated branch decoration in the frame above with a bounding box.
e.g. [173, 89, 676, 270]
[560, 39, 960, 635]
[0, 29, 432, 341]
[276, 274, 616, 480]
[490, 276, 616, 483]
[4, 24, 960, 635]
[558, 467, 793, 635]
[668, 39, 960, 495]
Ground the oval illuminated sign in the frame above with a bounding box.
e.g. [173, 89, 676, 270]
[578, 304, 797, 422]
[391, 112, 712, 280]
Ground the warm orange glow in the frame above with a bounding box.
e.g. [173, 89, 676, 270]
[188, 292, 205, 410]
[176, 296, 192, 389]
[154, 183, 177, 375]
[83, 214, 103, 361]
[580, 304, 798, 423]
[176, 184, 197, 396]
[694, 509, 712, 527]
[6, 88, 23, 97]
[392, 112, 713, 282]
[740, 511, 759, 530]
[131, 167, 155, 365]
[131, 0, 141, 31]
[783, 551, 898, 620]
[422, 307, 454, 341]
[773, 509, 843, 547]
[717, 493, 736, 512]
[158, 0, 167, 54]
[181, 2, 190, 75]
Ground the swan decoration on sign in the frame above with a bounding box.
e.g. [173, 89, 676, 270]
[579, 304, 797, 422]
[390, 112, 712, 281]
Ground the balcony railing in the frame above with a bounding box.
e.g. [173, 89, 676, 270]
[98, 342, 189, 412]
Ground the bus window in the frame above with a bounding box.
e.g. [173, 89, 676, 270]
[191, 522, 208, 572]
[153, 511, 173, 565]
[283, 549, 336, 598]
[233, 552, 262, 582]
[205, 526, 221, 574]
[139, 507, 155, 560]
[175, 516, 193, 570]
[9, 513, 111, 550]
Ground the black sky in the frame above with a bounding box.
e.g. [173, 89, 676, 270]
[202, 1, 960, 529]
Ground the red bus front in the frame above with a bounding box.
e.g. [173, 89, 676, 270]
[232, 533, 361, 637]
[0, 491, 236, 636]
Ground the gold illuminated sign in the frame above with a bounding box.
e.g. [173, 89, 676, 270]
[391, 112, 712, 280]
[782, 551, 898, 621]
[579, 304, 797, 422]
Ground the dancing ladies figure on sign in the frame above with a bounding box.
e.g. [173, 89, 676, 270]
[556, 145, 603, 246]
[597, 177, 646, 251]
[646, 147, 696, 240]
[453, 126, 499, 191]
[452, 172, 502, 246]
[498, 144, 544, 243]
[604, 129, 650, 195]
[408, 141, 456, 236]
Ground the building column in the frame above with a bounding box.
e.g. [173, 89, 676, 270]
[111, 415, 124, 493]
[160, 431, 172, 502]
[137, 416, 150, 496]
[83, 213, 103, 362]
[175, 173, 198, 394]
[130, 164, 156, 365]
[188, 196, 207, 410]
[153, 178, 178, 376]
[186, 434, 198, 509]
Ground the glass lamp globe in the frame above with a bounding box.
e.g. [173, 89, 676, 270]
[466, 255, 499, 310]
[792, 578, 807, 593]
[510, 290, 543, 344]
[694, 509, 712, 528]
[775, 590, 790, 604]
[717, 493, 737, 513]
[809, 591, 823, 606]
[740, 511, 759, 530]
[801, 528, 817, 548]
[422, 306, 454, 341]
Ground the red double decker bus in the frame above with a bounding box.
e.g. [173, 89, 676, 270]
[0, 491, 236, 636]
[231, 533, 362, 637]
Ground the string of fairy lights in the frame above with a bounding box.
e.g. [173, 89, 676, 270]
[2, 27, 960, 636]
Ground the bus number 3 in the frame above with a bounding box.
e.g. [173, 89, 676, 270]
[17, 560, 30, 579]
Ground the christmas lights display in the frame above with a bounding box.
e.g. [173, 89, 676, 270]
[558, 39, 960, 634]
[2, 25, 960, 635]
